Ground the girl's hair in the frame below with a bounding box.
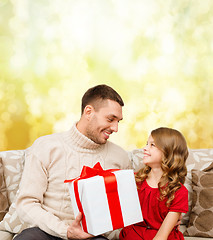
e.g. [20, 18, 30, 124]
[135, 127, 188, 207]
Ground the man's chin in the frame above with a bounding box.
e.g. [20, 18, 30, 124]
[100, 138, 108, 144]
[99, 139, 107, 145]
[92, 138, 107, 145]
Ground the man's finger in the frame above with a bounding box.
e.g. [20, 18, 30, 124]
[75, 212, 82, 223]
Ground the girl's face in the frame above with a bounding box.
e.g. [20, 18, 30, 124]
[143, 135, 163, 168]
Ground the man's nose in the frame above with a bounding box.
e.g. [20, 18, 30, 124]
[111, 122, 118, 132]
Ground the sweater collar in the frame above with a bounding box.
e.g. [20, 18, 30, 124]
[68, 122, 103, 151]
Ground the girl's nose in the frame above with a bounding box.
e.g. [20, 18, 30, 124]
[144, 145, 149, 151]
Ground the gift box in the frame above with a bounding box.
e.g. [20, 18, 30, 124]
[64, 162, 143, 236]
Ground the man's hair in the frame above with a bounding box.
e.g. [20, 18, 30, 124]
[81, 84, 124, 114]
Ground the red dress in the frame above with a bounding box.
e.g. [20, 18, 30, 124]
[120, 180, 188, 240]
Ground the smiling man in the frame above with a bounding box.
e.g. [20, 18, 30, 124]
[15, 84, 132, 240]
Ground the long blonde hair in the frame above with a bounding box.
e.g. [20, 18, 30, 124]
[135, 127, 188, 207]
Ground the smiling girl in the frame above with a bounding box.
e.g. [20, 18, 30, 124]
[120, 127, 189, 240]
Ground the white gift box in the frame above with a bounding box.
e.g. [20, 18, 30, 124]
[66, 165, 143, 236]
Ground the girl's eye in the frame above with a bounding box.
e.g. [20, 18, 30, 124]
[151, 143, 155, 147]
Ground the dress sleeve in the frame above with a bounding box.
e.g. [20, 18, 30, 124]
[169, 184, 188, 213]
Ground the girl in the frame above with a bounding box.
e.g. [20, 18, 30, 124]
[120, 127, 189, 240]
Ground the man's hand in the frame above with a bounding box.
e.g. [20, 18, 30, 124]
[67, 212, 94, 239]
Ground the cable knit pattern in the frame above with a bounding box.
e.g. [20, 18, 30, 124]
[16, 123, 131, 239]
[65, 124, 101, 151]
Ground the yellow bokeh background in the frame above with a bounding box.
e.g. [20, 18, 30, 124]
[0, 0, 213, 151]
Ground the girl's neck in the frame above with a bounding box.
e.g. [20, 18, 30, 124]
[147, 168, 163, 188]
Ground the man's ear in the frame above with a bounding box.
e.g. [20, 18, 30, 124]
[83, 105, 94, 120]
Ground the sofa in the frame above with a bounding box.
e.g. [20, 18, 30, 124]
[0, 148, 213, 240]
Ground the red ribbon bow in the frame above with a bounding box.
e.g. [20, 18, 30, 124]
[64, 162, 124, 233]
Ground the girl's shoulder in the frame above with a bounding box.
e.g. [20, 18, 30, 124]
[170, 183, 188, 213]
[179, 183, 188, 192]
[136, 179, 147, 190]
[175, 183, 188, 197]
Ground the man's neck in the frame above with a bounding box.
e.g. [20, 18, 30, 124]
[76, 119, 86, 136]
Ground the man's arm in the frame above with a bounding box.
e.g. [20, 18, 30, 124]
[16, 137, 70, 239]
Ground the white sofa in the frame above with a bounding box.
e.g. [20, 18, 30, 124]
[0, 148, 213, 240]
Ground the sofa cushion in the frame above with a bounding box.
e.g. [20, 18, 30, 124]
[180, 225, 213, 240]
[183, 149, 213, 224]
[0, 150, 27, 234]
[0, 157, 9, 221]
[0, 150, 25, 205]
[184, 162, 213, 237]
[0, 191, 27, 234]
[0, 230, 13, 240]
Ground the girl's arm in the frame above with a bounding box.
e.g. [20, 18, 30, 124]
[153, 211, 181, 240]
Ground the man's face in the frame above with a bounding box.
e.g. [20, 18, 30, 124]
[85, 99, 123, 144]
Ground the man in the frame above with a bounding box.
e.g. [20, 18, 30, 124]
[14, 84, 132, 240]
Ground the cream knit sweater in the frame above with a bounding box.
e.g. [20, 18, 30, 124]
[16, 123, 131, 239]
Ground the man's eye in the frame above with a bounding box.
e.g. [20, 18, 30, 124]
[108, 118, 113, 122]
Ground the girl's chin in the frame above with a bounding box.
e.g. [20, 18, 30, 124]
[142, 159, 148, 165]
[142, 157, 149, 161]
[142, 159, 151, 167]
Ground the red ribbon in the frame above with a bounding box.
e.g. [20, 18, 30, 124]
[64, 162, 124, 232]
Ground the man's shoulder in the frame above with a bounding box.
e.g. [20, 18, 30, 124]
[106, 141, 127, 154]
[30, 131, 67, 150]
[26, 131, 69, 164]
[104, 141, 131, 169]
